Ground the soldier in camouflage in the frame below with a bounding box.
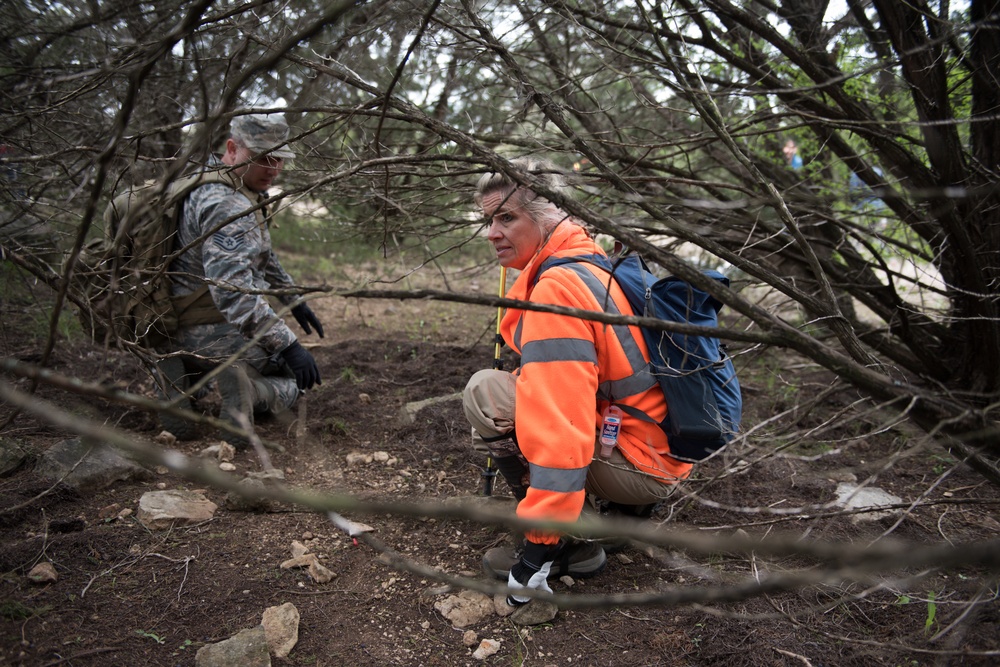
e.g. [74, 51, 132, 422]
[158, 113, 323, 446]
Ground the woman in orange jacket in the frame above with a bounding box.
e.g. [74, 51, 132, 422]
[463, 157, 692, 606]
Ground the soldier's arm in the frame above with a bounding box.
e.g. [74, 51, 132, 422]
[195, 187, 297, 353]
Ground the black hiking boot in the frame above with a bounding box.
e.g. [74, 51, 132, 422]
[483, 539, 607, 580]
[217, 363, 254, 449]
[157, 356, 199, 440]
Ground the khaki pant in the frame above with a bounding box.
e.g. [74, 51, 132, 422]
[463, 369, 678, 506]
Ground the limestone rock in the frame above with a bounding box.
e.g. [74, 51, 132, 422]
[307, 559, 335, 584]
[434, 590, 493, 628]
[834, 482, 904, 522]
[261, 603, 299, 658]
[36, 438, 152, 492]
[510, 600, 559, 626]
[27, 562, 58, 584]
[137, 489, 218, 530]
[493, 593, 516, 617]
[472, 638, 501, 660]
[345, 452, 372, 466]
[195, 626, 270, 667]
[280, 554, 317, 570]
[154, 430, 177, 446]
[0, 437, 30, 476]
[279, 551, 335, 584]
[199, 444, 224, 458]
[217, 442, 236, 462]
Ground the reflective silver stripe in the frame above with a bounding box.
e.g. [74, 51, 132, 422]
[514, 315, 523, 350]
[528, 462, 589, 493]
[549, 261, 654, 401]
[521, 338, 597, 365]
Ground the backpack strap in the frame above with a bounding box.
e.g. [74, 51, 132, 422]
[172, 286, 226, 326]
[533, 254, 658, 404]
[168, 169, 268, 227]
[166, 168, 266, 326]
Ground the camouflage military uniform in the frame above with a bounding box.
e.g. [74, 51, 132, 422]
[168, 155, 300, 412]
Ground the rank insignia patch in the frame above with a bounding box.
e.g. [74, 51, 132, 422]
[212, 233, 244, 252]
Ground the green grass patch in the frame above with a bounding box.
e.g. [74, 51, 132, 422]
[0, 599, 52, 621]
[269, 209, 495, 281]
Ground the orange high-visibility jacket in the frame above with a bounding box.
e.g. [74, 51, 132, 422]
[502, 223, 692, 544]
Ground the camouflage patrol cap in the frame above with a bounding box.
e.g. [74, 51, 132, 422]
[230, 113, 295, 159]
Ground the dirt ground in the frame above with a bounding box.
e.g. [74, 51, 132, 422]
[2, 263, 999, 667]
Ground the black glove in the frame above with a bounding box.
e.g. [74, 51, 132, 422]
[291, 303, 324, 338]
[506, 540, 557, 606]
[280, 341, 321, 390]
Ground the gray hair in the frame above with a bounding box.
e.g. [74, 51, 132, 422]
[474, 157, 572, 230]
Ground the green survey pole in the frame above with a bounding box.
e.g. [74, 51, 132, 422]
[482, 266, 506, 496]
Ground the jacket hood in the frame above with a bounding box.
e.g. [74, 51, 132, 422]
[508, 222, 603, 300]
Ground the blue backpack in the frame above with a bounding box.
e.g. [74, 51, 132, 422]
[535, 253, 742, 462]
